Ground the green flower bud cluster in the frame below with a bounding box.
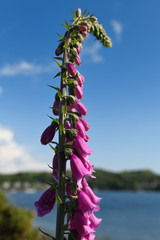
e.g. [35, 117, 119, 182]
[89, 22, 112, 48]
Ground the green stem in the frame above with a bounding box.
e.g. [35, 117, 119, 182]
[55, 32, 71, 240]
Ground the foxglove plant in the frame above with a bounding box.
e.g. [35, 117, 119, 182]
[35, 8, 111, 240]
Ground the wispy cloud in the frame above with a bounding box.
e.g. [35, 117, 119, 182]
[110, 20, 123, 41]
[0, 86, 3, 95]
[81, 41, 103, 63]
[0, 125, 48, 173]
[0, 61, 55, 76]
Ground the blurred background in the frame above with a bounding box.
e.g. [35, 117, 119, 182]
[0, 0, 160, 239]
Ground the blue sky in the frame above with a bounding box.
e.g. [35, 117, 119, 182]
[0, 0, 160, 174]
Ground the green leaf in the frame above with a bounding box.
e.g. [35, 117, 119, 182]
[71, 39, 79, 45]
[48, 86, 62, 100]
[65, 20, 70, 29]
[51, 141, 58, 145]
[72, 10, 77, 19]
[54, 71, 61, 78]
[56, 193, 62, 204]
[54, 57, 63, 61]
[62, 105, 67, 114]
[54, 60, 62, 68]
[59, 123, 64, 132]
[49, 144, 56, 152]
[61, 222, 69, 233]
[64, 40, 68, 50]
[61, 24, 69, 30]
[39, 228, 55, 239]
[65, 148, 73, 157]
[56, 32, 65, 40]
[47, 115, 59, 124]
[82, 9, 87, 17]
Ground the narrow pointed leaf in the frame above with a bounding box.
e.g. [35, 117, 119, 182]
[62, 24, 69, 30]
[54, 71, 61, 78]
[56, 32, 65, 40]
[39, 228, 55, 239]
[54, 60, 62, 68]
[49, 144, 56, 152]
[64, 41, 68, 50]
[72, 10, 77, 19]
[54, 57, 63, 61]
[65, 20, 70, 29]
[82, 9, 87, 17]
[56, 193, 62, 204]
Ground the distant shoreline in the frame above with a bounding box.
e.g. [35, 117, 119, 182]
[1, 169, 160, 191]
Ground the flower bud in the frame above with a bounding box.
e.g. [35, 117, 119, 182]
[74, 55, 81, 66]
[77, 45, 81, 54]
[74, 85, 83, 99]
[34, 188, 56, 217]
[68, 64, 77, 76]
[76, 74, 83, 87]
[40, 124, 56, 145]
[79, 25, 88, 32]
[52, 154, 58, 180]
[52, 100, 59, 116]
[80, 117, 89, 131]
[55, 41, 64, 56]
[74, 100, 87, 115]
[76, 8, 81, 17]
[79, 34, 84, 43]
[82, 31, 88, 37]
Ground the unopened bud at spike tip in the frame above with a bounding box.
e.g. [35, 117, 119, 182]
[76, 8, 81, 17]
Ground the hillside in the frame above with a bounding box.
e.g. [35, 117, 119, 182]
[0, 169, 160, 191]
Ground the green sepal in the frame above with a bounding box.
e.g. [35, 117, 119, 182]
[56, 32, 65, 40]
[56, 193, 62, 205]
[61, 222, 69, 234]
[39, 228, 55, 240]
[66, 129, 77, 139]
[66, 95, 75, 105]
[54, 71, 61, 78]
[65, 148, 73, 157]
[65, 141, 73, 147]
[71, 39, 79, 45]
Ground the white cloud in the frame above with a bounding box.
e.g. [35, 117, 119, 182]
[0, 125, 48, 173]
[81, 41, 103, 63]
[0, 86, 3, 95]
[0, 61, 55, 76]
[110, 20, 123, 41]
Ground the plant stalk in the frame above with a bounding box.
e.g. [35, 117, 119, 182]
[55, 32, 71, 240]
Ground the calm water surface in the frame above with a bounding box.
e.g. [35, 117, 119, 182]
[7, 191, 160, 240]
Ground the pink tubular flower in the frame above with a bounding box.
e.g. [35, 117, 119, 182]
[34, 188, 56, 217]
[70, 208, 89, 230]
[77, 189, 96, 214]
[75, 100, 87, 115]
[74, 85, 83, 99]
[79, 25, 88, 32]
[80, 117, 89, 131]
[68, 63, 77, 76]
[83, 233, 96, 240]
[75, 120, 86, 138]
[89, 213, 102, 230]
[40, 125, 56, 145]
[70, 153, 92, 187]
[52, 154, 58, 180]
[75, 55, 81, 66]
[53, 100, 59, 115]
[82, 179, 101, 205]
[73, 134, 93, 158]
[81, 157, 95, 176]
